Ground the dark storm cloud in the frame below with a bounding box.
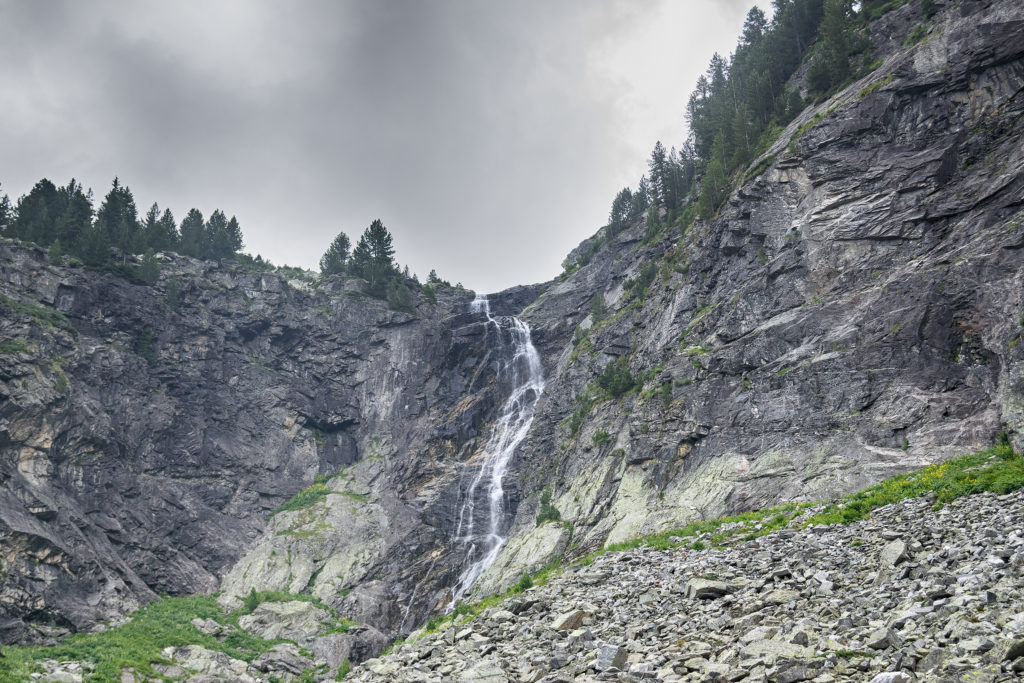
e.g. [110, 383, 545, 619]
[0, 0, 761, 291]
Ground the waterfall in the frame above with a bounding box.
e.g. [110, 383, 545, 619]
[450, 293, 545, 603]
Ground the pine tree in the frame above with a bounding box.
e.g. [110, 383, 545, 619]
[148, 208, 179, 252]
[349, 219, 397, 296]
[808, 0, 854, 94]
[179, 209, 204, 258]
[608, 188, 633, 238]
[11, 178, 62, 244]
[204, 210, 232, 259]
[48, 239, 63, 265]
[632, 176, 652, 217]
[138, 248, 161, 284]
[95, 177, 140, 263]
[225, 216, 243, 255]
[56, 181, 94, 252]
[386, 278, 414, 312]
[647, 141, 670, 208]
[78, 224, 109, 266]
[319, 231, 351, 276]
[0, 191, 10, 236]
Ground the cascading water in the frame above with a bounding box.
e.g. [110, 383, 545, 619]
[450, 293, 545, 603]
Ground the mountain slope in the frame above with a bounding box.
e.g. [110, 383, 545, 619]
[0, 0, 1022, 673]
[477, 0, 1024, 595]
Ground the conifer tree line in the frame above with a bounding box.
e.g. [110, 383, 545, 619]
[608, 0, 893, 229]
[320, 220, 465, 310]
[320, 220, 418, 311]
[0, 177, 244, 269]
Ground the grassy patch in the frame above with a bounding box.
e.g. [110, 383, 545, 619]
[535, 490, 562, 526]
[861, 0, 911, 21]
[602, 502, 813, 554]
[0, 338, 31, 355]
[272, 472, 342, 515]
[744, 154, 776, 183]
[0, 595, 288, 682]
[806, 438, 1022, 525]
[0, 294, 77, 337]
[903, 23, 928, 46]
[858, 74, 896, 99]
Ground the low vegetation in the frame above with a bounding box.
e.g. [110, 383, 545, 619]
[535, 490, 562, 526]
[271, 472, 336, 515]
[807, 437, 1021, 525]
[0, 293, 77, 337]
[0, 589, 355, 681]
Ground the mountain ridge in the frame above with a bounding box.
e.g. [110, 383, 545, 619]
[1, 0, 1024, 679]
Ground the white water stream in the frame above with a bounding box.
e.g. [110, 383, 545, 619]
[450, 294, 545, 603]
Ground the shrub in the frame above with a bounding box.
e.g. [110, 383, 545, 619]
[535, 490, 561, 526]
[421, 283, 436, 304]
[597, 357, 636, 398]
[386, 278, 414, 312]
[565, 392, 595, 438]
[512, 573, 533, 594]
[624, 262, 658, 301]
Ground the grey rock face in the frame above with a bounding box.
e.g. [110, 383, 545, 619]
[0, 245, 518, 643]
[1, 0, 1024, 666]
[498, 0, 1024, 573]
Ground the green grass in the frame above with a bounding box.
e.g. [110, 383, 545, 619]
[806, 438, 1022, 525]
[602, 501, 813, 554]
[862, 0, 911, 21]
[0, 596, 227, 681]
[858, 74, 896, 99]
[272, 472, 342, 515]
[0, 589, 358, 681]
[903, 23, 928, 46]
[743, 153, 776, 183]
[0, 338, 31, 355]
[0, 294, 77, 337]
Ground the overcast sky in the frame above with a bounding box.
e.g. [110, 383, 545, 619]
[0, 0, 765, 293]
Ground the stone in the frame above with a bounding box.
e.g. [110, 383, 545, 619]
[686, 578, 736, 599]
[551, 609, 591, 631]
[595, 644, 628, 671]
[252, 643, 313, 674]
[866, 627, 899, 650]
[458, 657, 509, 682]
[868, 673, 912, 683]
[237, 600, 329, 645]
[740, 640, 814, 664]
[880, 541, 907, 568]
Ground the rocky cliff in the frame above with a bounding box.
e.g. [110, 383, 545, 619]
[1, 0, 1023, 670]
[476, 0, 1024, 596]
[0, 246, 540, 646]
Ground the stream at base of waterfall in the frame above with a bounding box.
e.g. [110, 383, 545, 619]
[450, 294, 546, 604]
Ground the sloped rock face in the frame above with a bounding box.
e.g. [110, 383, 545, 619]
[0, 246, 530, 643]
[1, 0, 1023, 657]
[485, 0, 1024, 593]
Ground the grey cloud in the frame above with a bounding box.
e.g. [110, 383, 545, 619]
[0, 0, 759, 291]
